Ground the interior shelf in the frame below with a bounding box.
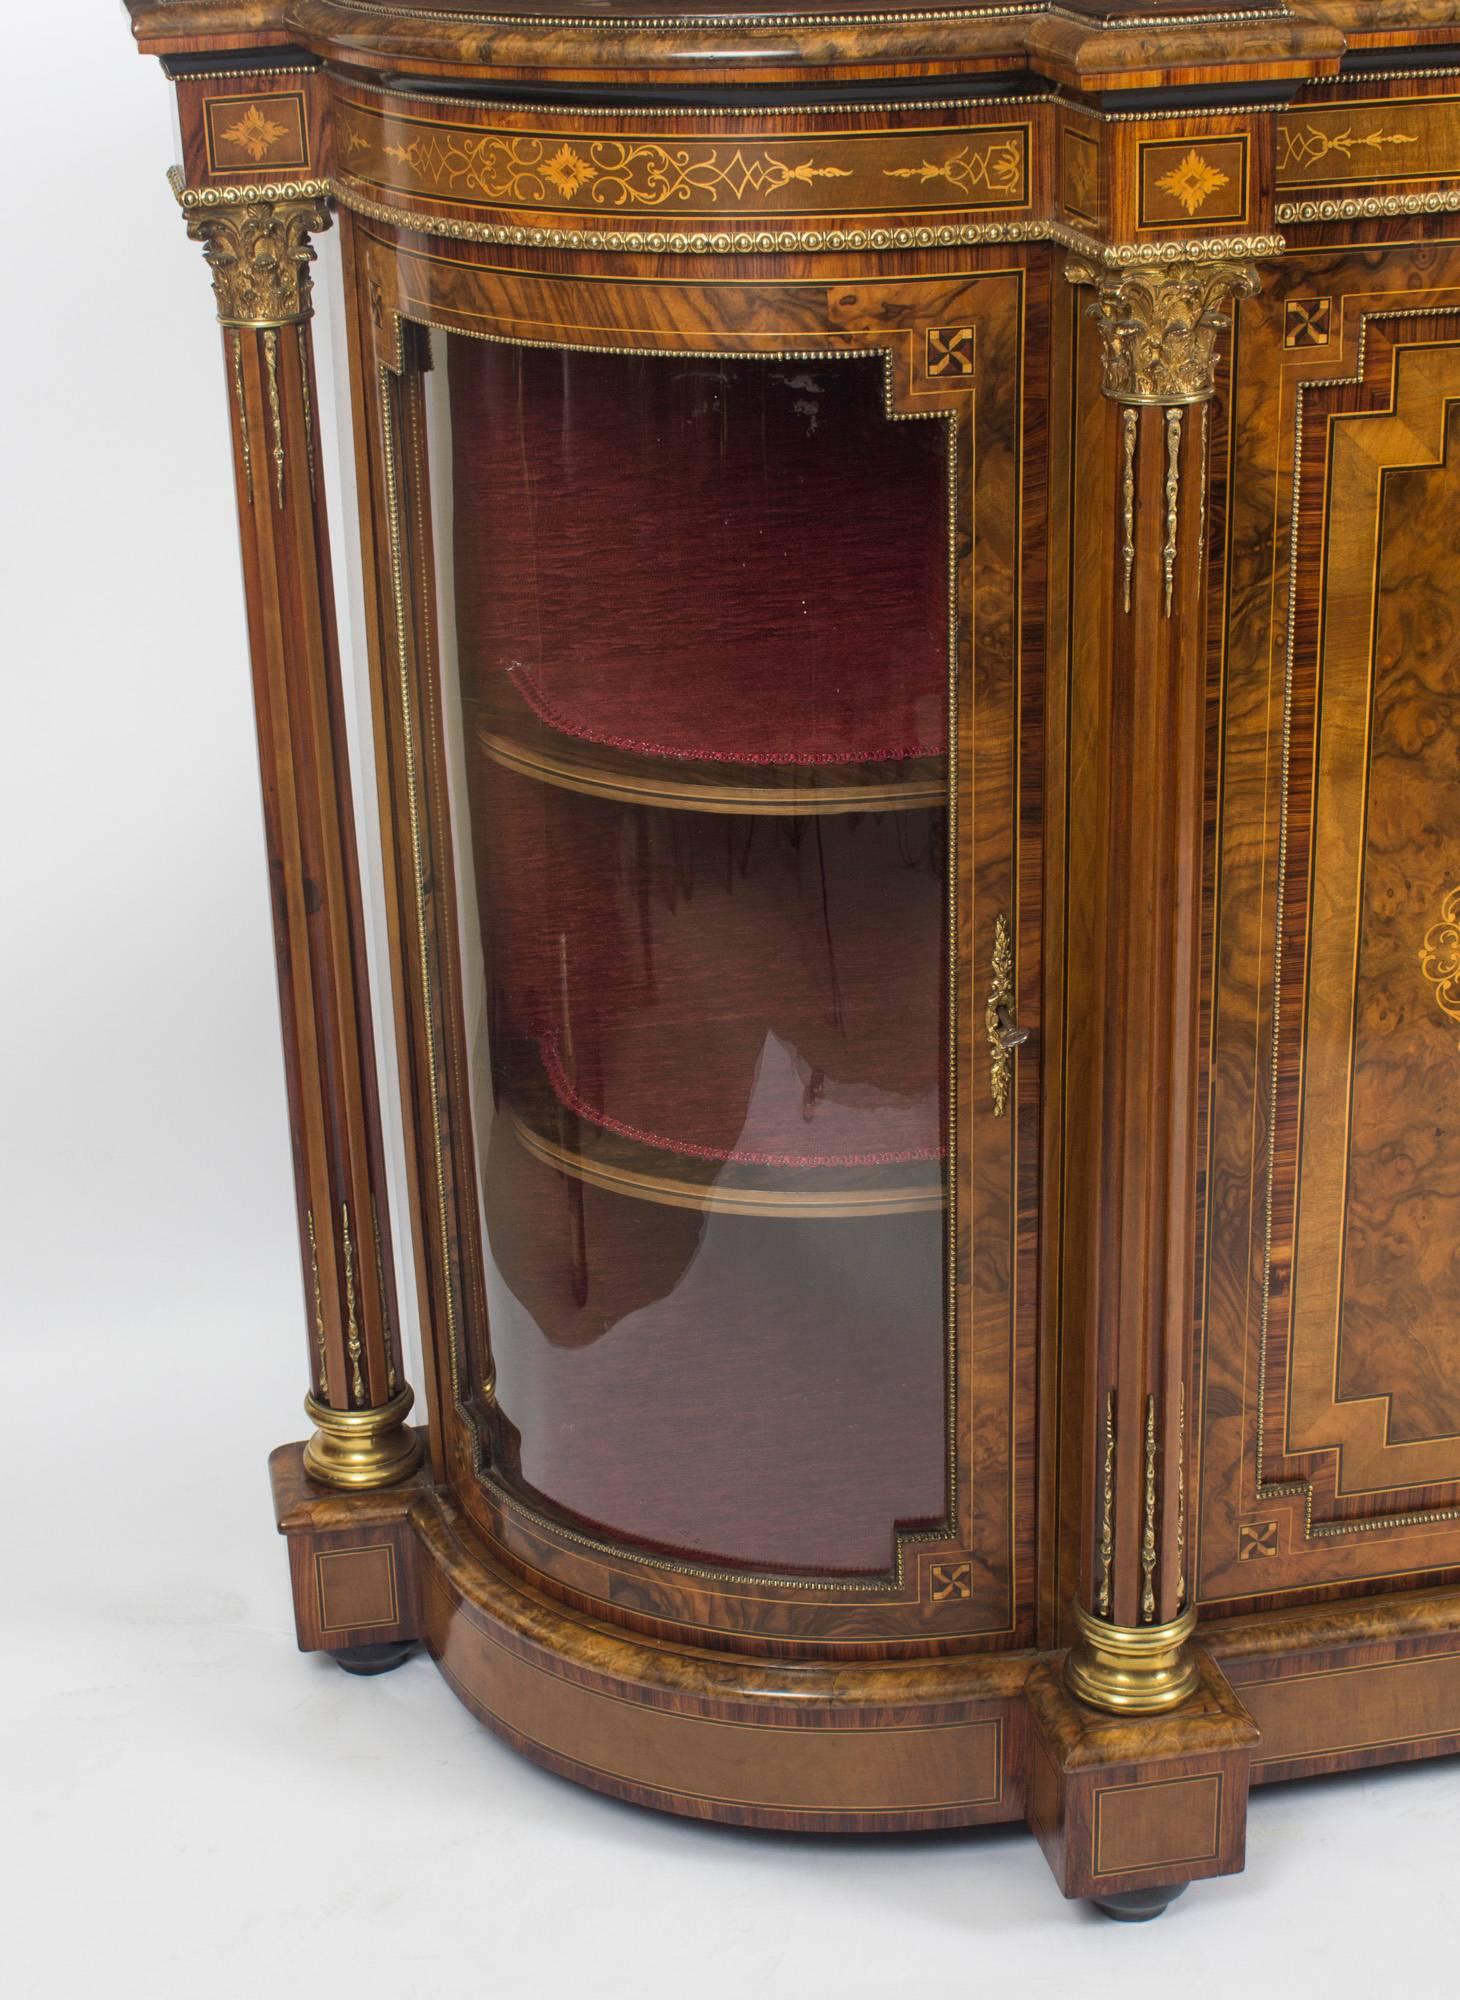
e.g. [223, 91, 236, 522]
[504, 1050, 944, 1219]
[471, 677, 947, 816]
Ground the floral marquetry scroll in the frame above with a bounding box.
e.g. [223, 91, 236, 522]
[1421, 887, 1460, 1028]
[336, 104, 1032, 221]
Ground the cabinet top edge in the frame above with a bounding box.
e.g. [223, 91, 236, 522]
[123, 0, 1395, 96]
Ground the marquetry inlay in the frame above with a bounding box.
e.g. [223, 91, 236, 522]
[1285, 296, 1333, 347]
[335, 102, 1031, 222]
[926, 326, 975, 377]
[204, 91, 309, 177]
[1275, 101, 1450, 187]
[929, 1561, 974, 1601]
[1420, 886, 1460, 1026]
[1138, 137, 1249, 229]
[1239, 1521, 1280, 1560]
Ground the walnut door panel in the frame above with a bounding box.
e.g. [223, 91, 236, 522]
[1200, 247, 1460, 1605]
[354, 226, 1044, 1652]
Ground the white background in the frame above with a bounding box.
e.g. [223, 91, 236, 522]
[3, 7, 1458, 1994]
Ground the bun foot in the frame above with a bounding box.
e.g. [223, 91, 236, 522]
[1089, 1884, 1189, 1923]
[332, 1641, 419, 1677]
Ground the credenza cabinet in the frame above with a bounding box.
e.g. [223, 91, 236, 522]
[125, 0, 1460, 1918]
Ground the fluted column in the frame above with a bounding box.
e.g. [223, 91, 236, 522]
[183, 190, 421, 1489]
[1061, 257, 1258, 1709]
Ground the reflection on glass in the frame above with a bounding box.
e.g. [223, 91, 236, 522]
[432, 338, 952, 1574]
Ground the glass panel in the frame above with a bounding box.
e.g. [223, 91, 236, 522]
[431, 337, 951, 1575]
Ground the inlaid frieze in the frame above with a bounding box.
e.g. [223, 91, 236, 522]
[1276, 96, 1460, 189]
[335, 100, 1032, 222]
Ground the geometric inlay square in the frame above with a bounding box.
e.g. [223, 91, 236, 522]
[204, 91, 309, 176]
[1239, 1520, 1280, 1560]
[926, 326, 975, 378]
[929, 1559, 974, 1601]
[315, 1542, 400, 1633]
[1138, 137, 1248, 229]
[1285, 297, 1332, 348]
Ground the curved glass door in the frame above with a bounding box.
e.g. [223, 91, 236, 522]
[429, 337, 951, 1576]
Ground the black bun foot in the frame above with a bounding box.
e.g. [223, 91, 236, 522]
[1090, 1883, 1190, 1923]
[332, 1641, 419, 1677]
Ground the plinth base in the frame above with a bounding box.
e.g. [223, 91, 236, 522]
[269, 1442, 1460, 1904]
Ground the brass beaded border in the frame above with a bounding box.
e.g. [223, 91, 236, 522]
[349, 65, 1059, 117]
[321, 0, 1285, 27]
[170, 166, 1286, 263]
[356, 69, 1290, 124]
[1278, 189, 1460, 225]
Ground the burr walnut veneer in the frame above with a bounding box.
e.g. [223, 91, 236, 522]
[126, 0, 1460, 1916]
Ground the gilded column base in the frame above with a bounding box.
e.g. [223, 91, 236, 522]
[1064, 1602, 1199, 1714]
[303, 1385, 423, 1489]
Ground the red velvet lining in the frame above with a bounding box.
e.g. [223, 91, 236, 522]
[538, 1031, 945, 1168]
[508, 664, 944, 768]
[448, 341, 950, 769]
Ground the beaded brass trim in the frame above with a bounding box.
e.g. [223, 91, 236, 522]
[1141, 1394, 1159, 1622]
[1278, 189, 1460, 224]
[338, 179, 1283, 262]
[1098, 1387, 1116, 1618]
[323, 0, 1284, 24]
[1120, 407, 1137, 613]
[355, 69, 1057, 118]
[1176, 1381, 1188, 1610]
[372, 1197, 400, 1397]
[169, 168, 331, 207]
[358, 71, 1298, 124]
[169, 164, 1286, 264]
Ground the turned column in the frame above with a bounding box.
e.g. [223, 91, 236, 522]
[1061, 257, 1258, 1710]
[183, 191, 421, 1490]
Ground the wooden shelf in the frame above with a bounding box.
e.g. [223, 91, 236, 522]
[471, 679, 947, 817]
[505, 1055, 944, 1220]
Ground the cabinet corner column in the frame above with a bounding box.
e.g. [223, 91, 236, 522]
[1060, 253, 1259, 1712]
[182, 187, 422, 1491]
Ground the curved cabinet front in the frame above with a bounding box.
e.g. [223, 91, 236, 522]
[129, 0, 1460, 1892]
[355, 201, 1044, 1653]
